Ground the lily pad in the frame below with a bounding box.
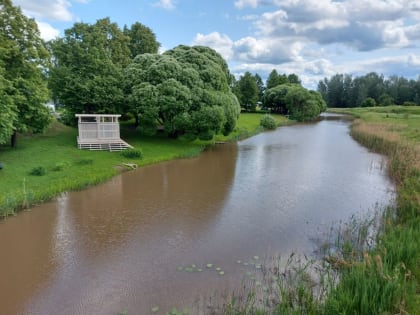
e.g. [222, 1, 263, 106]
[216, 267, 221, 271]
[243, 262, 249, 266]
[253, 256, 260, 260]
[255, 264, 261, 269]
[206, 263, 213, 268]
[151, 306, 159, 313]
[177, 266, 184, 271]
[197, 268, 203, 272]
[219, 271, 225, 275]
[236, 260, 242, 264]
[185, 267, 194, 272]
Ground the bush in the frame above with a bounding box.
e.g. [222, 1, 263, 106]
[121, 149, 143, 159]
[29, 166, 47, 176]
[260, 114, 277, 130]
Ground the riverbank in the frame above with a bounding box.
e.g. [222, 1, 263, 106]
[0, 113, 288, 217]
[323, 106, 420, 313]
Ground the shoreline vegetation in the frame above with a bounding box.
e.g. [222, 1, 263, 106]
[0, 112, 289, 218]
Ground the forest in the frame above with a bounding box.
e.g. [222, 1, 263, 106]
[317, 72, 420, 108]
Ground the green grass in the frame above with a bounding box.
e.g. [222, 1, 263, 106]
[0, 112, 289, 217]
[325, 105, 420, 314]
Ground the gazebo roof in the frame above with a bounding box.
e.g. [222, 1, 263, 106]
[75, 114, 121, 118]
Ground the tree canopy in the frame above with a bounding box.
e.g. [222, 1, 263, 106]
[49, 18, 131, 123]
[318, 72, 420, 107]
[0, 0, 52, 146]
[263, 84, 326, 121]
[235, 71, 259, 111]
[124, 45, 240, 140]
[123, 22, 160, 58]
[48, 18, 161, 124]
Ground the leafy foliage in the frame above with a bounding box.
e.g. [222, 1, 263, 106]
[0, 0, 52, 145]
[124, 45, 240, 139]
[121, 148, 143, 159]
[49, 18, 130, 124]
[234, 71, 259, 111]
[318, 72, 420, 108]
[263, 84, 326, 121]
[123, 22, 160, 58]
[260, 114, 277, 129]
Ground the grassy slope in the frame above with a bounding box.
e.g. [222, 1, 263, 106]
[0, 113, 288, 216]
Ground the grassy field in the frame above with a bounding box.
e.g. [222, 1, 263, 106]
[0, 113, 288, 217]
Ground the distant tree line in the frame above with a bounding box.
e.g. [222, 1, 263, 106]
[318, 72, 420, 108]
[232, 69, 326, 121]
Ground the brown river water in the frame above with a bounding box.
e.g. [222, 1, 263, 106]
[0, 115, 395, 315]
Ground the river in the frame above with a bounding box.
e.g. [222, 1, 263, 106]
[0, 114, 395, 314]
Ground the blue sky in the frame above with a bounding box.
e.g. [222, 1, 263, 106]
[14, 0, 420, 89]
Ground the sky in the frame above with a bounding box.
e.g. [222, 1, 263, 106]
[13, 0, 420, 89]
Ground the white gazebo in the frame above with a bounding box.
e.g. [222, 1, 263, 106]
[76, 114, 132, 151]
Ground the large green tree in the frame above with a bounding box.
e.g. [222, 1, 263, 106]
[124, 45, 240, 140]
[123, 22, 160, 58]
[0, 0, 52, 146]
[49, 18, 131, 124]
[263, 84, 326, 121]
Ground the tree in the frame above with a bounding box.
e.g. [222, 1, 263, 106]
[254, 73, 265, 103]
[0, 0, 52, 146]
[49, 18, 131, 124]
[287, 73, 301, 85]
[264, 84, 325, 121]
[123, 22, 160, 58]
[262, 84, 290, 114]
[266, 69, 288, 89]
[237, 72, 259, 111]
[124, 45, 240, 140]
[0, 72, 17, 144]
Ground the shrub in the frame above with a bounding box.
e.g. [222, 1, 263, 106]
[260, 114, 277, 130]
[121, 149, 143, 159]
[29, 166, 47, 176]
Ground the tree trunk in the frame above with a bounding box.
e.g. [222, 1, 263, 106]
[134, 115, 139, 127]
[11, 131, 17, 148]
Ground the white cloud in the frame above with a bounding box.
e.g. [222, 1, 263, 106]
[36, 21, 60, 41]
[14, 0, 74, 21]
[255, 0, 420, 51]
[234, 36, 303, 63]
[234, 0, 260, 9]
[193, 32, 234, 60]
[153, 0, 176, 10]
